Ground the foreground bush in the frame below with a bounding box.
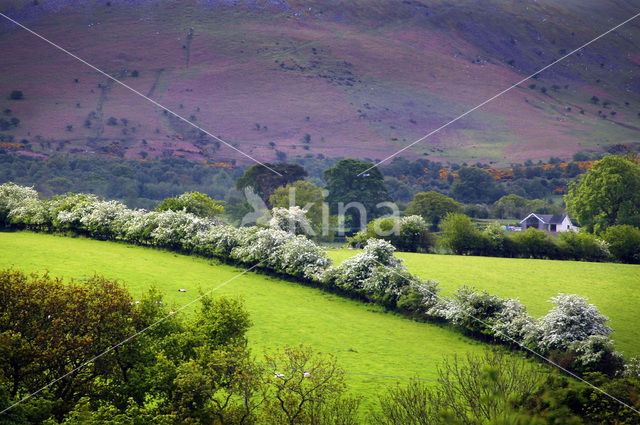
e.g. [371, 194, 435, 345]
[0, 269, 146, 421]
[371, 351, 544, 425]
[0, 268, 361, 424]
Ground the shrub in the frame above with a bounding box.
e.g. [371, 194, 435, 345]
[193, 225, 243, 258]
[230, 228, 293, 268]
[50, 193, 101, 232]
[481, 222, 509, 256]
[150, 210, 212, 250]
[396, 279, 441, 318]
[559, 231, 610, 262]
[324, 239, 404, 294]
[569, 335, 624, 376]
[277, 235, 332, 280]
[363, 215, 434, 252]
[79, 200, 133, 240]
[396, 215, 434, 252]
[491, 298, 537, 345]
[122, 210, 158, 245]
[156, 191, 224, 218]
[0, 182, 44, 225]
[360, 238, 402, 267]
[603, 225, 640, 264]
[622, 356, 640, 378]
[345, 230, 368, 248]
[439, 213, 485, 255]
[7, 198, 48, 229]
[512, 227, 559, 259]
[9, 90, 23, 100]
[0, 182, 40, 225]
[537, 293, 612, 352]
[435, 286, 508, 336]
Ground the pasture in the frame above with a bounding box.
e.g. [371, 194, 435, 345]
[328, 248, 640, 356]
[0, 231, 488, 409]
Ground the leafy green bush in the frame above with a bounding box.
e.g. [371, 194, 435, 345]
[156, 191, 224, 218]
[395, 215, 435, 252]
[512, 227, 559, 259]
[439, 213, 485, 255]
[559, 231, 610, 262]
[603, 224, 640, 263]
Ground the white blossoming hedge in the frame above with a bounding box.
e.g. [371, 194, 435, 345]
[269, 206, 313, 236]
[0, 183, 625, 376]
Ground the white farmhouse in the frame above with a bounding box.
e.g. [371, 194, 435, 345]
[519, 213, 578, 234]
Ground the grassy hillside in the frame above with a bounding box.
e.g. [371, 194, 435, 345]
[0, 231, 489, 409]
[328, 248, 640, 356]
[1, 0, 640, 165]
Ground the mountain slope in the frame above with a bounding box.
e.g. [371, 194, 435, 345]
[1, 0, 639, 165]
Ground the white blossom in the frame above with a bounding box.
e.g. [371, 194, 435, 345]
[0, 182, 40, 223]
[537, 293, 612, 352]
[278, 235, 332, 280]
[231, 227, 293, 268]
[269, 206, 314, 236]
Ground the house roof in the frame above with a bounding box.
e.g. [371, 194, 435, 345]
[536, 214, 566, 224]
[520, 213, 567, 224]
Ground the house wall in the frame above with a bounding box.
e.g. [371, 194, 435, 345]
[560, 217, 578, 232]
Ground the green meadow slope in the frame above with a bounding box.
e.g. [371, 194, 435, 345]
[0, 231, 488, 408]
[328, 249, 640, 356]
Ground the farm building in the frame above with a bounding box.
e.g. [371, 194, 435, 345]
[519, 213, 578, 233]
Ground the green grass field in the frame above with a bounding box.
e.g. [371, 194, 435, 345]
[0, 231, 489, 410]
[328, 249, 640, 356]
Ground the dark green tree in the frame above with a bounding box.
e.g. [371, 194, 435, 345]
[406, 191, 463, 230]
[236, 163, 307, 206]
[323, 159, 391, 230]
[451, 167, 502, 204]
[565, 155, 640, 233]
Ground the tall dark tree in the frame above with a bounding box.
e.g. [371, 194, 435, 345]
[236, 163, 307, 206]
[323, 159, 391, 231]
[451, 166, 503, 204]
